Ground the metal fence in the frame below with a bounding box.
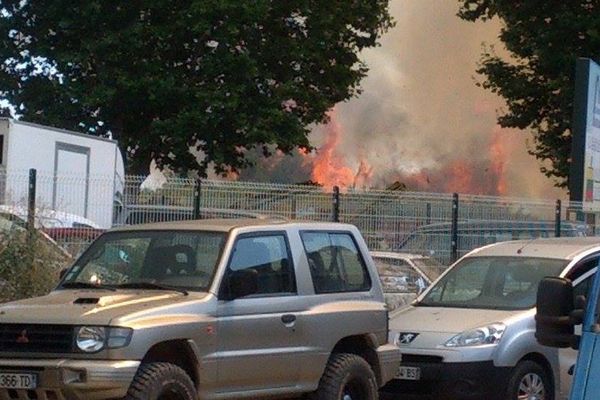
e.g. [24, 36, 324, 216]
[0, 168, 591, 264]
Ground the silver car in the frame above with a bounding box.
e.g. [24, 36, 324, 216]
[386, 237, 600, 400]
[371, 251, 446, 311]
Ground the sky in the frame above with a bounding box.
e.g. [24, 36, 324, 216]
[242, 0, 566, 199]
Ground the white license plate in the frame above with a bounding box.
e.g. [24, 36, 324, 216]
[0, 372, 38, 389]
[397, 366, 421, 380]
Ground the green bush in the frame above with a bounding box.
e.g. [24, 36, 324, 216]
[0, 227, 72, 303]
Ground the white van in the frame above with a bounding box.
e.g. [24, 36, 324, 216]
[385, 237, 600, 400]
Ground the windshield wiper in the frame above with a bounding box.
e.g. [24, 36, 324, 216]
[61, 281, 116, 291]
[116, 282, 188, 296]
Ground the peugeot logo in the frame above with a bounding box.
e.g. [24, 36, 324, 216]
[398, 332, 419, 345]
[16, 329, 29, 344]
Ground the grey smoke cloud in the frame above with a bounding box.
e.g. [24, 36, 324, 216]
[242, 0, 566, 199]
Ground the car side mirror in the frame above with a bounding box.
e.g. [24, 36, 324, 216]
[223, 269, 258, 300]
[535, 277, 577, 349]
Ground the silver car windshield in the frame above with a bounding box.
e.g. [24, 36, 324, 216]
[60, 230, 226, 292]
[418, 256, 568, 310]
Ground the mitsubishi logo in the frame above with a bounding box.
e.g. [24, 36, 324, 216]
[398, 332, 419, 345]
[16, 329, 29, 344]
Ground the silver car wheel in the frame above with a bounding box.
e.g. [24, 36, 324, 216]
[517, 372, 546, 400]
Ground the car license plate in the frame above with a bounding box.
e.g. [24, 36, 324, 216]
[0, 372, 38, 389]
[397, 366, 421, 380]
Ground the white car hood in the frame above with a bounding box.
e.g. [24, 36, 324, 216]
[390, 305, 517, 334]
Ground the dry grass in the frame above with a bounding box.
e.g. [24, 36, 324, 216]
[0, 223, 72, 303]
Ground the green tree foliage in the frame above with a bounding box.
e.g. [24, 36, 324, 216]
[457, 0, 600, 187]
[0, 1, 393, 175]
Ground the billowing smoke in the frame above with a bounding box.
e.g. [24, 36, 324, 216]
[240, 0, 566, 199]
[236, 149, 312, 184]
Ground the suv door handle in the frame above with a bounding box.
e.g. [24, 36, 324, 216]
[281, 314, 296, 324]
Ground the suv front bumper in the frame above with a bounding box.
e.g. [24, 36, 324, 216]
[0, 359, 140, 400]
[376, 344, 402, 386]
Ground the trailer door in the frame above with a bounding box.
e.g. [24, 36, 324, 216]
[53, 143, 90, 218]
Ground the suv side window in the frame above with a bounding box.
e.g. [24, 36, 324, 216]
[301, 231, 371, 294]
[227, 233, 296, 296]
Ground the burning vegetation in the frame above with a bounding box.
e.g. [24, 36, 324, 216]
[239, 110, 512, 196]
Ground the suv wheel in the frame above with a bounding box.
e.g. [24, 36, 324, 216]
[506, 360, 553, 400]
[125, 362, 197, 400]
[314, 353, 378, 400]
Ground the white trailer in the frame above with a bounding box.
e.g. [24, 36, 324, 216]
[0, 118, 125, 228]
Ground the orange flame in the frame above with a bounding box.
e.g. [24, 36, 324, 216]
[310, 110, 356, 189]
[443, 161, 475, 194]
[489, 127, 508, 196]
[239, 110, 511, 196]
[397, 127, 511, 195]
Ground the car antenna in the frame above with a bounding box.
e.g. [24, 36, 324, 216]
[516, 237, 538, 254]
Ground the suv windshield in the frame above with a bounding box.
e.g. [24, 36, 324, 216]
[418, 256, 567, 310]
[60, 230, 226, 292]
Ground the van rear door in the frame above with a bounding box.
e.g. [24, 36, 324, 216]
[53, 143, 90, 218]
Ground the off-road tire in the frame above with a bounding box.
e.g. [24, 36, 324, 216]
[506, 360, 554, 400]
[124, 362, 197, 400]
[313, 353, 379, 400]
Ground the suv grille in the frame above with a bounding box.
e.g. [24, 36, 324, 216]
[0, 324, 73, 353]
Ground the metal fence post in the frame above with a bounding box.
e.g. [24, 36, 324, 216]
[27, 168, 37, 238]
[451, 193, 459, 263]
[332, 186, 340, 222]
[426, 203, 432, 225]
[291, 193, 297, 220]
[555, 199, 562, 237]
[193, 178, 202, 219]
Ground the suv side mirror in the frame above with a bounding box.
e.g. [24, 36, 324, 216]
[223, 269, 258, 300]
[535, 277, 577, 349]
[570, 295, 587, 325]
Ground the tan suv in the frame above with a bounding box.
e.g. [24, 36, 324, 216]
[0, 219, 400, 400]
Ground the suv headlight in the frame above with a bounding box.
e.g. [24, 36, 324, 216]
[75, 326, 133, 353]
[444, 323, 506, 347]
